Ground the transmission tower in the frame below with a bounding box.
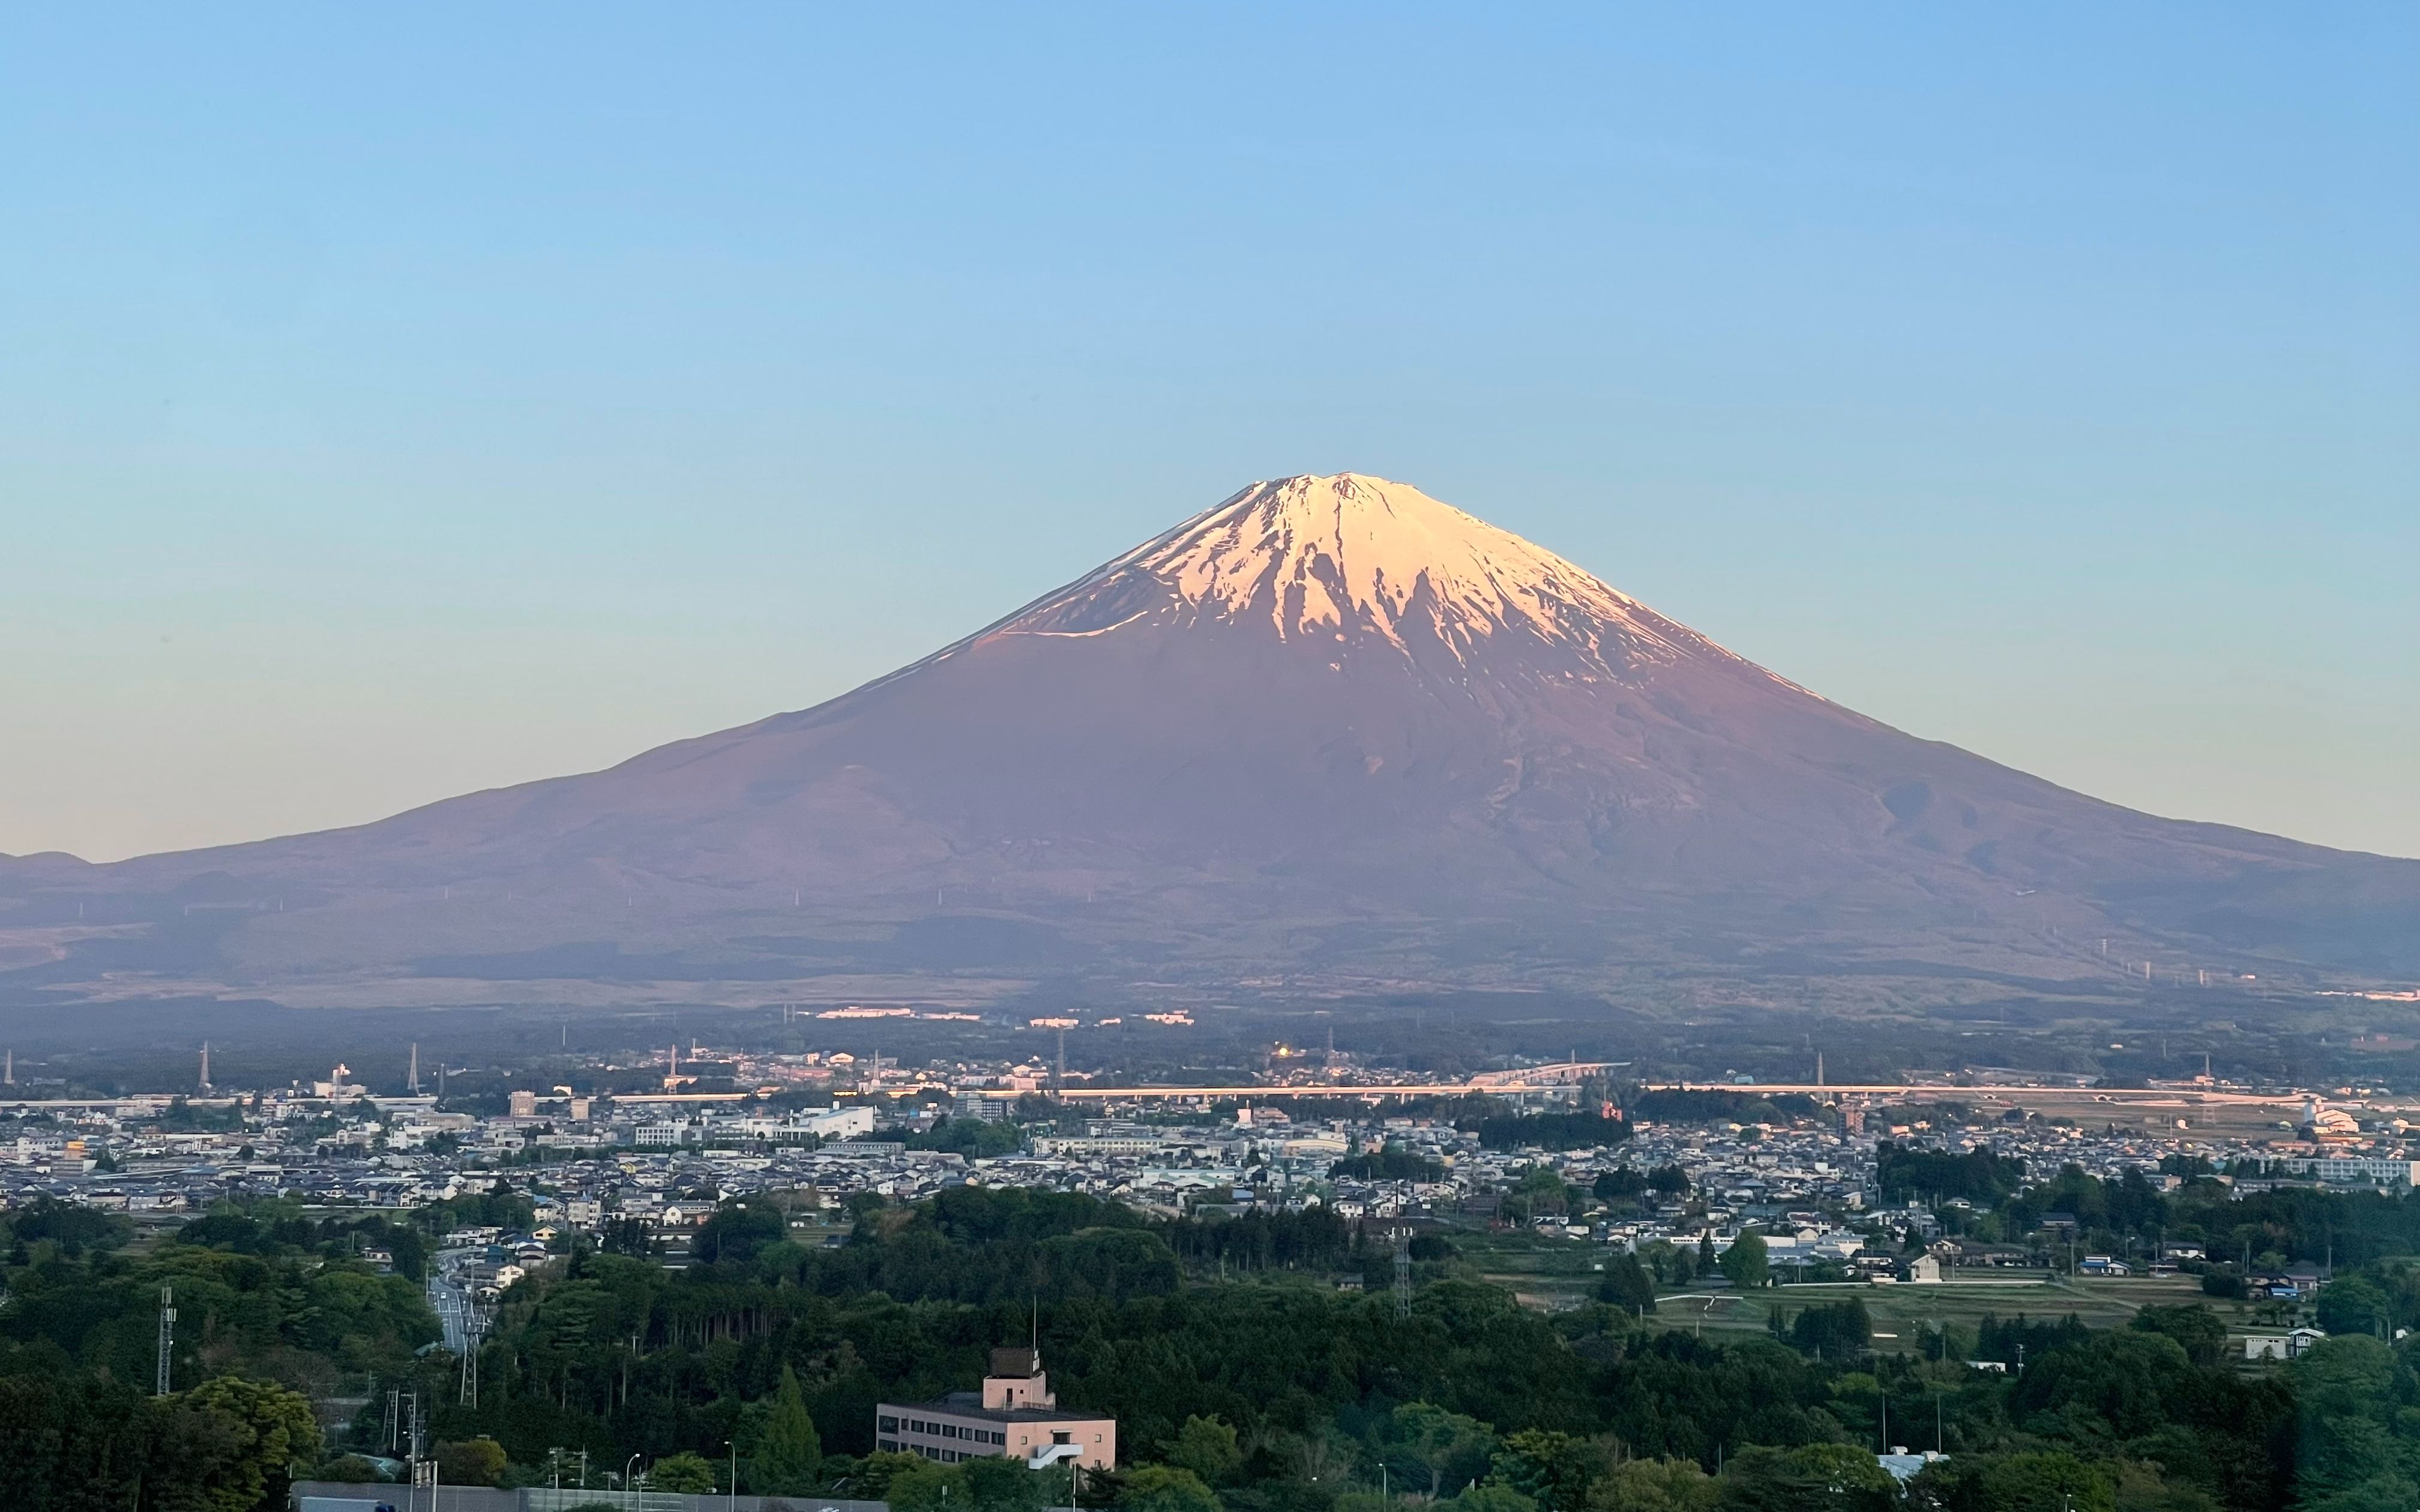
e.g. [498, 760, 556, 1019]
[155, 1286, 176, 1394]
[1392, 1229, 1412, 1318]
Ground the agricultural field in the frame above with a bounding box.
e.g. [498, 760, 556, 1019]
[1448, 1226, 2303, 1356]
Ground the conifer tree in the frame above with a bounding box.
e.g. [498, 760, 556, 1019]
[754, 1364, 823, 1493]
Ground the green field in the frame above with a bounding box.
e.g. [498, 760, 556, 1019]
[1666, 1273, 2205, 1339]
[1452, 1227, 1607, 1308]
[1445, 1229, 2292, 1349]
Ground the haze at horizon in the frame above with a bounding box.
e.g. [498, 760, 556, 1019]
[3, 6, 2414, 862]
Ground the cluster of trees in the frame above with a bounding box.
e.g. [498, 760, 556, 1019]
[13, 1175, 2420, 1510]
[901, 1116, 1028, 1160]
[348, 1185, 2349, 1512]
[1933, 1158, 2420, 1279]
[1164, 1205, 1358, 1273]
[0, 1370, 324, 1510]
[1334, 1145, 1447, 1182]
[1594, 1166, 1691, 1203]
[1619, 1231, 1763, 1292]
[1470, 1113, 1632, 1153]
[1, 1200, 435, 1393]
[1872, 1143, 2025, 1207]
[1766, 1298, 1871, 1360]
[1619, 1091, 1819, 1127]
[0, 1198, 421, 1509]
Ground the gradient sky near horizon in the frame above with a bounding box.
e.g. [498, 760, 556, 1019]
[4, 6, 2415, 863]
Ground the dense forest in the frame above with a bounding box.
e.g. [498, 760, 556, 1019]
[0, 1196, 444, 1510]
[4, 1175, 2420, 1510]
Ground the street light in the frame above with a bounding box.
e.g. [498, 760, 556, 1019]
[625, 1453, 643, 1511]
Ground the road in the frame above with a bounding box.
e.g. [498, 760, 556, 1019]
[426, 1247, 475, 1353]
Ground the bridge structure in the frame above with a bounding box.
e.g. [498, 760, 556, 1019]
[1049, 1072, 2413, 1116]
[1633, 1081, 2420, 1118]
[1055, 1064, 1609, 1103]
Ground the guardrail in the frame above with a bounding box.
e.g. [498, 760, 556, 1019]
[520, 1491, 886, 1512]
[293, 1484, 886, 1512]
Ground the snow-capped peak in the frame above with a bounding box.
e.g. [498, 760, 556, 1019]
[979, 473, 1784, 686]
[1127, 473, 1668, 647]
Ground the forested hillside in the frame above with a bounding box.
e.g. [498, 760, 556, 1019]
[5, 1184, 2420, 1510]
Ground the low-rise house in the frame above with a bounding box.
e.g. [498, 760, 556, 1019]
[2245, 1327, 2326, 1361]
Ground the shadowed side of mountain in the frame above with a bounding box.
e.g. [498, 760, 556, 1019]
[2, 473, 2415, 1004]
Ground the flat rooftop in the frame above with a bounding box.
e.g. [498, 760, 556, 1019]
[885, 1391, 1112, 1423]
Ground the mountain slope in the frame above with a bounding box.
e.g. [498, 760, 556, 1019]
[5, 473, 2416, 1007]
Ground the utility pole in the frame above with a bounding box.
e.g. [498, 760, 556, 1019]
[155, 1286, 176, 1394]
[405, 1388, 424, 1498]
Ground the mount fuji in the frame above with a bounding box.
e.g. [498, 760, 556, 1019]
[6, 473, 2416, 1013]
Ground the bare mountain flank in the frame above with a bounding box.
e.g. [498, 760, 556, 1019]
[5, 473, 2414, 1010]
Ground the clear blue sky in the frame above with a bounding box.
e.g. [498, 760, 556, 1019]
[4, 6, 2414, 862]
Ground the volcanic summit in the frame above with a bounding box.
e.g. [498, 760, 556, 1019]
[5, 473, 2416, 1010]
